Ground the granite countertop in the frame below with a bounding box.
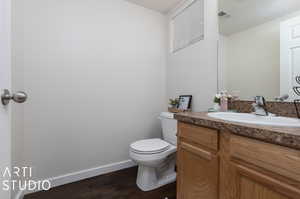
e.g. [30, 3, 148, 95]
[175, 112, 300, 150]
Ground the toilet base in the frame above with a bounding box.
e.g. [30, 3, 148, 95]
[136, 166, 176, 191]
[136, 156, 176, 191]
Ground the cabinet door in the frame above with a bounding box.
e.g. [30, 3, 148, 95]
[232, 162, 300, 199]
[177, 141, 219, 199]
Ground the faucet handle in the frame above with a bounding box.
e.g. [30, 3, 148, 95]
[254, 96, 266, 106]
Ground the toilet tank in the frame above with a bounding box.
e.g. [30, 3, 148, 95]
[159, 112, 177, 146]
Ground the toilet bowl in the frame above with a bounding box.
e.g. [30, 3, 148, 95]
[129, 112, 177, 191]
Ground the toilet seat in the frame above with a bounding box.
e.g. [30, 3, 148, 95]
[130, 139, 170, 154]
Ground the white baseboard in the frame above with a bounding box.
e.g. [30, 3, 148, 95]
[15, 160, 136, 199]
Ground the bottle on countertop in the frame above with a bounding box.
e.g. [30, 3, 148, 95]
[220, 91, 228, 112]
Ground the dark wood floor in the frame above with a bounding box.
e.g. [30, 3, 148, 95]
[24, 167, 176, 199]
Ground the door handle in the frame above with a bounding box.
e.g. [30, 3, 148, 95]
[1, 89, 27, 105]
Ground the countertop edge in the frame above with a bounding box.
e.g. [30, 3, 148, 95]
[175, 113, 300, 150]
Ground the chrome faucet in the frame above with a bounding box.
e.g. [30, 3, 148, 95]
[252, 96, 268, 116]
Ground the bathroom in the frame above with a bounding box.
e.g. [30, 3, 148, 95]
[0, 0, 299, 199]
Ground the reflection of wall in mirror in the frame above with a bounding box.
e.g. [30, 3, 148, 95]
[218, 10, 300, 101]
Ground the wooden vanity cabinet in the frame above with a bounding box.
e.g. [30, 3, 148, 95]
[177, 122, 219, 199]
[230, 162, 299, 199]
[177, 122, 300, 199]
[229, 135, 300, 199]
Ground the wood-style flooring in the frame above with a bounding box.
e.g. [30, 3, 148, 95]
[24, 167, 176, 199]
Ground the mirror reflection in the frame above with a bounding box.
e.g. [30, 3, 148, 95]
[218, 0, 300, 101]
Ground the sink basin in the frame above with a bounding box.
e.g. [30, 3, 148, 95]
[207, 112, 300, 127]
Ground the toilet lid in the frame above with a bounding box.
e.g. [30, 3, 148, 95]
[130, 139, 170, 154]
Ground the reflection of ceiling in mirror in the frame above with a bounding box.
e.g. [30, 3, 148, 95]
[126, 0, 182, 13]
[219, 0, 300, 35]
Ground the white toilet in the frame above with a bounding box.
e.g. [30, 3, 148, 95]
[129, 112, 177, 191]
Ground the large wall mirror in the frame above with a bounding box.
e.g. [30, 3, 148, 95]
[218, 0, 300, 101]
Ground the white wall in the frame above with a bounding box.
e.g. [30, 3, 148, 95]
[167, 0, 218, 111]
[13, 0, 167, 181]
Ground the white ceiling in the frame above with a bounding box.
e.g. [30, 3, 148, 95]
[219, 0, 300, 35]
[126, 0, 182, 14]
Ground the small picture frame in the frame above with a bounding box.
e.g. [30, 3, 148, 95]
[177, 95, 192, 110]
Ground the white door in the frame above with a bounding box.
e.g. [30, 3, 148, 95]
[0, 0, 11, 198]
[280, 16, 300, 100]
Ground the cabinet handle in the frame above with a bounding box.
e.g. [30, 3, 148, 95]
[181, 142, 213, 161]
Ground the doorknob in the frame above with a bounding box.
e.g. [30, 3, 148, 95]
[1, 89, 28, 106]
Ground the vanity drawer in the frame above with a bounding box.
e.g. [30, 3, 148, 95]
[178, 122, 219, 151]
[230, 135, 300, 182]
